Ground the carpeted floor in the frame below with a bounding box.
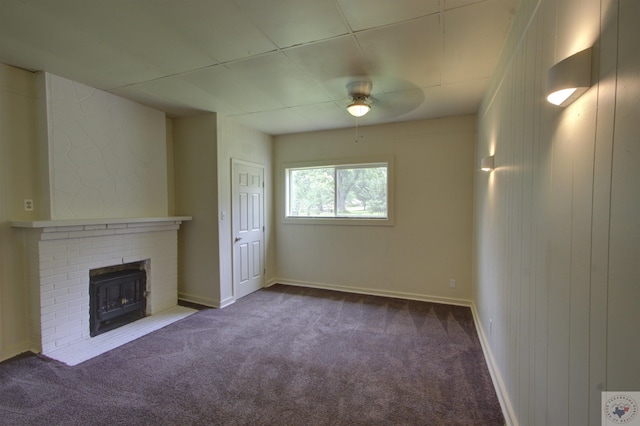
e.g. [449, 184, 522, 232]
[0, 284, 504, 425]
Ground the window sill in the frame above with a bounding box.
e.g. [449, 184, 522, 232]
[282, 216, 394, 227]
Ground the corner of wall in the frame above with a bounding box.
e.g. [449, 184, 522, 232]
[35, 71, 52, 220]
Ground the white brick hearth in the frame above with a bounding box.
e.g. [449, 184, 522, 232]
[12, 217, 193, 365]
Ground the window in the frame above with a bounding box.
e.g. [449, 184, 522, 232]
[284, 158, 393, 225]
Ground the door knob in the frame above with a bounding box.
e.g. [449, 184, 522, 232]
[234, 237, 242, 243]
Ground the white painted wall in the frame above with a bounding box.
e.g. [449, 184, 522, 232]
[607, 0, 640, 392]
[274, 116, 475, 304]
[473, 0, 639, 424]
[172, 115, 273, 308]
[0, 63, 38, 360]
[173, 113, 221, 307]
[217, 118, 274, 307]
[37, 72, 168, 220]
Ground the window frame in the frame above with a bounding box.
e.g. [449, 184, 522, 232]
[282, 156, 394, 226]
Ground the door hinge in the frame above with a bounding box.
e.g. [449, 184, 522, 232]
[263, 226, 265, 232]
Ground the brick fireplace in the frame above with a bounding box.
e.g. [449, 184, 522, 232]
[12, 217, 191, 365]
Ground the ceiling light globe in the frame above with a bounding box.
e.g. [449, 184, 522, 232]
[347, 102, 370, 117]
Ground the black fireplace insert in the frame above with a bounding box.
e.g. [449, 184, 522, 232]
[89, 268, 146, 337]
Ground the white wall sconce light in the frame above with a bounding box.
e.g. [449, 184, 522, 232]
[546, 47, 593, 107]
[481, 155, 495, 172]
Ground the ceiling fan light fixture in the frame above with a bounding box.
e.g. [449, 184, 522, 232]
[347, 100, 371, 117]
[347, 95, 372, 117]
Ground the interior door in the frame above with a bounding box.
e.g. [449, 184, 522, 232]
[232, 160, 264, 299]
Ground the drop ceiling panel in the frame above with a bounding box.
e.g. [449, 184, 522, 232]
[384, 77, 488, 123]
[357, 14, 442, 93]
[338, 0, 440, 31]
[229, 108, 309, 135]
[438, 78, 490, 112]
[233, 0, 349, 48]
[232, 100, 371, 135]
[179, 66, 284, 113]
[285, 35, 371, 100]
[445, 0, 488, 9]
[147, 0, 277, 63]
[384, 88, 428, 119]
[0, 1, 162, 87]
[442, 0, 516, 84]
[226, 52, 332, 107]
[117, 77, 230, 114]
[108, 86, 205, 117]
[19, 1, 216, 79]
[0, 37, 126, 91]
[290, 102, 355, 131]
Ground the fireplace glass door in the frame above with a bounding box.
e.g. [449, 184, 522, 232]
[90, 269, 146, 337]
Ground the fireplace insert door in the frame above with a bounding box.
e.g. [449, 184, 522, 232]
[90, 269, 146, 337]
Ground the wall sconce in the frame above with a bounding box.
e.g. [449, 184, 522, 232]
[481, 155, 495, 172]
[546, 47, 592, 107]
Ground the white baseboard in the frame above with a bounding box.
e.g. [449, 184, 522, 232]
[265, 278, 279, 287]
[470, 302, 517, 426]
[178, 292, 235, 309]
[272, 278, 472, 307]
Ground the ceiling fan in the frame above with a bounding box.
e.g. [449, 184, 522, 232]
[346, 81, 374, 117]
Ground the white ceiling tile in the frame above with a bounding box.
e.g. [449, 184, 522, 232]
[290, 102, 355, 132]
[338, 0, 440, 31]
[233, 0, 349, 48]
[226, 52, 332, 107]
[437, 78, 489, 114]
[145, 0, 277, 63]
[118, 77, 233, 114]
[20, 1, 217, 76]
[445, 0, 487, 9]
[357, 15, 442, 93]
[285, 36, 371, 100]
[442, 0, 516, 84]
[384, 88, 429, 119]
[229, 108, 310, 135]
[0, 1, 164, 87]
[179, 66, 284, 113]
[107, 86, 205, 117]
[389, 78, 489, 121]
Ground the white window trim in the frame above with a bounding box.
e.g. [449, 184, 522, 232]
[282, 156, 394, 226]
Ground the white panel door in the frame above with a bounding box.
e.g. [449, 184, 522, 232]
[232, 160, 264, 299]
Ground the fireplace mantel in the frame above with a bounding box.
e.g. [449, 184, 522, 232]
[12, 216, 191, 229]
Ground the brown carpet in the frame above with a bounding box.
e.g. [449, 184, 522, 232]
[0, 284, 504, 425]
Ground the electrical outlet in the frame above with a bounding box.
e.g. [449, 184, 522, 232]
[24, 199, 33, 211]
[449, 279, 456, 288]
